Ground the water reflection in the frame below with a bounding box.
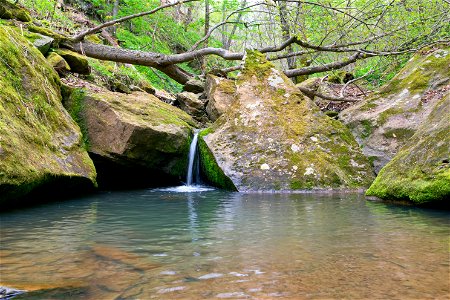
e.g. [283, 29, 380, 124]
[0, 191, 449, 299]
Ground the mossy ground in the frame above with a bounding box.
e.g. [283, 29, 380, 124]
[0, 25, 96, 202]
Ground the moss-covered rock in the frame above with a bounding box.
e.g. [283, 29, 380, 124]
[27, 24, 67, 46]
[340, 44, 450, 173]
[366, 92, 450, 204]
[0, 25, 96, 203]
[55, 49, 90, 75]
[205, 74, 236, 121]
[199, 50, 374, 192]
[47, 52, 71, 73]
[24, 31, 53, 55]
[0, 0, 31, 22]
[63, 87, 198, 186]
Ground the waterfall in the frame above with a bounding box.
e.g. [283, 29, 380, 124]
[186, 130, 200, 186]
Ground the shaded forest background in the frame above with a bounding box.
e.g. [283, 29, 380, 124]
[12, 0, 450, 92]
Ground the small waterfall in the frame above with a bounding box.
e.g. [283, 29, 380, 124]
[186, 130, 200, 186]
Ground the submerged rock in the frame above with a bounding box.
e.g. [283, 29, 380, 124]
[205, 74, 236, 121]
[340, 44, 450, 173]
[366, 92, 450, 204]
[0, 25, 96, 203]
[199, 50, 374, 191]
[63, 87, 197, 187]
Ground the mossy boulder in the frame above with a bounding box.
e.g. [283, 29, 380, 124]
[199, 50, 374, 191]
[0, 25, 96, 203]
[366, 92, 450, 204]
[205, 74, 236, 121]
[340, 44, 450, 173]
[0, 0, 31, 22]
[55, 49, 90, 75]
[63, 87, 198, 186]
[24, 31, 53, 55]
[47, 52, 71, 73]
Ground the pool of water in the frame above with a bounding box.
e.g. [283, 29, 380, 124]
[1, 189, 449, 299]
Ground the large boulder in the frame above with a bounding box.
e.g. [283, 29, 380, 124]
[0, 25, 96, 203]
[63, 87, 198, 187]
[0, 0, 32, 22]
[340, 45, 450, 173]
[366, 92, 450, 204]
[199, 50, 374, 191]
[205, 74, 236, 121]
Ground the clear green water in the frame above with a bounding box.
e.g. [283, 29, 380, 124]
[1, 190, 449, 299]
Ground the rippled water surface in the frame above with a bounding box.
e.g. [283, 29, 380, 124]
[1, 190, 449, 299]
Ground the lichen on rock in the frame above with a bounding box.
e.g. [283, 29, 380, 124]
[366, 92, 450, 204]
[199, 50, 374, 191]
[0, 25, 96, 203]
[340, 44, 450, 173]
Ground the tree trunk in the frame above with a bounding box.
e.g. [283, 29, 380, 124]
[224, 0, 247, 50]
[276, 0, 296, 81]
[201, 0, 210, 74]
[111, 0, 120, 35]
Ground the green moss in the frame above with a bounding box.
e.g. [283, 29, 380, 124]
[62, 87, 90, 149]
[55, 49, 90, 74]
[378, 107, 403, 125]
[366, 95, 450, 204]
[0, 0, 32, 22]
[27, 24, 66, 45]
[218, 79, 236, 94]
[0, 25, 96, 202]
[85, 34, 103, 44]
[382, 128, 415, 139]
[240, 50, 274, 81]
[361, 120, 374, 138]
[198, 129, 237, 191]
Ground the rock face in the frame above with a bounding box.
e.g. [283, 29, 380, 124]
[183, 79, 204, 93]
[63, 88, 197, 187]
[205, 74, 236, 121]
[0, 25, 96, 203]
[366, 93, 450, 204]
[176, 92, 208, 123]
[340, 45, 450, 173]
[199, 51, 374, 191]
